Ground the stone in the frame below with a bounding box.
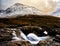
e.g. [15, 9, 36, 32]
[7, 41, 32, 46]
[53, 35, 60, 42]
[0, 28, 13, 41]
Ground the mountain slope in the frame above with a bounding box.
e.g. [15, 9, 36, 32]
[0, 14, 60, 28]
[0, 3, 42, 18]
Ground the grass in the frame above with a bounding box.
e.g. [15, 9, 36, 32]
[0, 14, 60, 28]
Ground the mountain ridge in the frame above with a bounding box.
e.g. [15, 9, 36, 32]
[0, 3, 43, 18]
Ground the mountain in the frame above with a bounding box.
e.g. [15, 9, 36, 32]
[0, 3, 43, 18]
[0, 3, 60, 18]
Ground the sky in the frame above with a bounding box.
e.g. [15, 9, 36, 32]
[0, 0, 60, 15]
[0, 0, 21, 10]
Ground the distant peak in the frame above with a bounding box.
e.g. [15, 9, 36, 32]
[14, 3, 24, 6]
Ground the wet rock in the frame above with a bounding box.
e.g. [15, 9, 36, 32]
[37, 40, 48, 46]
[0, 28, 13, 42]
[37, 38, 60, 46]
[53, 28, 60, 34]
[0, 40, 32, 46]
[49, 28, 60, 36]
[7, 41, 32, 46]
[53, 35, 60, 42]
[0, 27, 60, 46]
[55, 35, 60, 40]
[20, 26, 48, 36]
[0, 41, 9, 46]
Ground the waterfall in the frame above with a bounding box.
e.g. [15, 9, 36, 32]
[11, 28, 50, 44]
[12, 31, 21, 41]
[20, 30, 28, 40]
[27, 33, 49, 44]
[11, 29, 28, 41]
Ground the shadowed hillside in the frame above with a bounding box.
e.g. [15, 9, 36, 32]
[0, 14, 60, 28]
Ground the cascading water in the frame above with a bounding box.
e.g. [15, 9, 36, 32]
[12, 28, 50, 44]
[12, 31, 21, 41]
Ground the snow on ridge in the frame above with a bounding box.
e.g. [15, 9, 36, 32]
[0, 3, 43, 18]
[0, 3, 60, 18]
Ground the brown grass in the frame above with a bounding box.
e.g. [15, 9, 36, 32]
[0, 14, 60, 28]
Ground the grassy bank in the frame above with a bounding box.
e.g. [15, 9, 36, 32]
[0, 15, 60, 28]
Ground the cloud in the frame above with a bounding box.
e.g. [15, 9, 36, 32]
[20, 0, 58, 14]
[0, 0, 59, 14]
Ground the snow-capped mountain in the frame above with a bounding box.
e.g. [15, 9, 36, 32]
[0, 3, 60, 18]
[0, 3, 43, 18]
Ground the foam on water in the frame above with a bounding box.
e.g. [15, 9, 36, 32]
[12, 31, 21, 41]
[12, 29, 50, 44]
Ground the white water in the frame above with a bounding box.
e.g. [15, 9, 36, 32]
[12, 29, 50, 44]
[44, 31, 48, 35]
[12, 31, 21, 41]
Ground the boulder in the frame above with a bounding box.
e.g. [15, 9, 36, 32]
[37, 39, 60, 46]
[7, 41, 32, 46]
[0, 28, 13, 41]
[53, 35, 60, 42]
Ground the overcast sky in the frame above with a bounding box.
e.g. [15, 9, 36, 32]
[0, 0, 21, 10]
[0, 0, 59, 14]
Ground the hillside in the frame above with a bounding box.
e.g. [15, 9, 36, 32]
[0, 14, 60, 28]
[0, 3, 42, 18]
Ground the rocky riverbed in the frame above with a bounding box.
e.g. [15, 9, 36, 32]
[0, 26, 60, 46]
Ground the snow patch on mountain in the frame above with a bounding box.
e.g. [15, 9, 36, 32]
[0, 3, 43, 18]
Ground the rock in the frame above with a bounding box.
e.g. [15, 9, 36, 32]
[53, 35, 60, 42]
[20, 26, 47, 36]
[56, 35, 60, 39]
[0, 10, 5, 13]
[0, 28, 13, 42]
[53, 28, 60, 34]
[0, 28, 32, 46]
[0, 27, 60, 46]
[0, 40, 32, 46]
[0, 41, 10, 46]
[42, 27, 60, 37]
[37, 41, 47, 46]
[37, 39, 60, 46]
[7, 41, 32, 46]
